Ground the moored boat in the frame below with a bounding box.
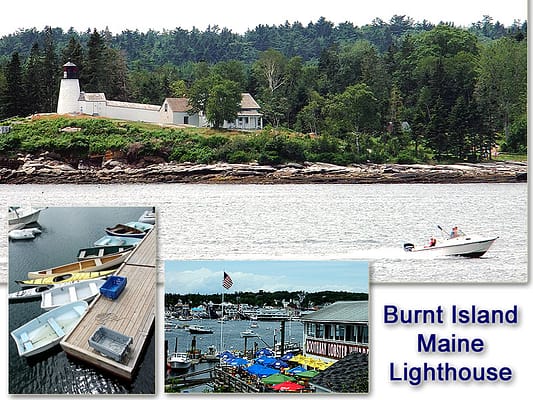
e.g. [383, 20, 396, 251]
[9, 285, 54, 302]
[240, 329, 259, 338]
[93, 235, 141, 247]
[27, 252, 129, 279]
[8, 228, 42, 240]
[105, 222, 151, 238]
[16, 269, 117, 288]
[138, 208, 156, 225]
[77, 245, 134, 260]
[403, 227, 498, 257]
[168, 352, 192, 370]
[10, 300, 88, 357]
[41, 279, 105, 310]
[8, 206, 45, 226]
[187, 325, 214, 334]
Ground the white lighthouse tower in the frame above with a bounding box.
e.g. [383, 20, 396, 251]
[56, 61, 80, 114]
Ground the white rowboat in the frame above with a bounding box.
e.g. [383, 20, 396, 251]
[10, 300, 88, 357]
[41, 279, 105, 310]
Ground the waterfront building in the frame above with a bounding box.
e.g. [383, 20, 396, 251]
[56, 62, 262, 130]
[301, 301, 368, 363]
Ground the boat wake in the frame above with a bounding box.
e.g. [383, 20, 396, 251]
[207, 247, 447, 261]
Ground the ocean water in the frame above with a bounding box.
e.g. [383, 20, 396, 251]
[8, 207, 155, 394]
[0, 183, 527, 283]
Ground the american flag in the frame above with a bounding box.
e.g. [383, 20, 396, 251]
[222, 272, 233, 289]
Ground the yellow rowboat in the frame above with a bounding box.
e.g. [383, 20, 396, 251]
[16, 269, 117, 288]
[27, 252, 130, 279]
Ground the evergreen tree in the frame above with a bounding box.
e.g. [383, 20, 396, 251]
[41, 27, 60, 112]
[23, 43, 44, 114]
[2, 52, 25, 117]
[84, 29, 107, 92]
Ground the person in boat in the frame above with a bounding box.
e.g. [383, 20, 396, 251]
[450, 226, 459, 238]
[429, 237, 437, 247]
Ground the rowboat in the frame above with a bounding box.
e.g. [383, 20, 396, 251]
[41, 279, 105, 310]
[77, 245, 134, 260]
[10, 300, 88, 357]
[403, 226, 498, 258]
[93, 235, 142, 247]
[8, 206, 45, 226]
[27, 252, 129, 279]
[16, 269, 117, 288]
[105, 221, 152, 238]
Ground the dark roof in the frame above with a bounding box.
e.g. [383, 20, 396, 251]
[301, 301, 368, 324]
[165, 97, 191, 112]
[240, 93, 260, 109]
[310, 351, 369, 393]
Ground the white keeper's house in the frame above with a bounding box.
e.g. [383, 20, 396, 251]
[57, 62, 263, 130]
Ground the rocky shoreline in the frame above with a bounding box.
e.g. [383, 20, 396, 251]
[0, 155, 527, 185]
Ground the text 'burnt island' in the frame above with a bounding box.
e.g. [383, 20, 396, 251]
[383, 304, 518, 325]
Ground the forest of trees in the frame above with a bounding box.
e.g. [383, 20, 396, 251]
[0, 15, 527, 163]
[165, 290, 369, 310]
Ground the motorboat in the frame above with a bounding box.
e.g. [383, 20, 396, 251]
[138, 208, 156, 225]
[10, 300, 88, 357]
[202, 345, 219, 362]
[8, 206, 45, 226]
[403, 228, 498, 258]
[168, 352, 192, 370]
[8, 228, 42, 240]
[16, 269, 117, 288]
[41, 279, 105, 310]
[187, 325, 214, 334]
[240, 329, 259, 338]
[27, 251, 130, 279]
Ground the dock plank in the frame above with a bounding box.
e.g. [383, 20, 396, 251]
[61, 228, 156, 380]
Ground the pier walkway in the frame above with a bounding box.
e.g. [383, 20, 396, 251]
[61, 228, 156, 380]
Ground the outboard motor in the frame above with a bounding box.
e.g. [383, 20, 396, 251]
[403, 243, 415, 252]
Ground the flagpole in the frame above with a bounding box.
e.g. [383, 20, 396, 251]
[220, 288, 224, 358]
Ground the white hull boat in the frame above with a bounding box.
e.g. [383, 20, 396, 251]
[10, 300, 88, 357]
[168, 352, 192, 370]
[41, 279, 105, 310]
[240, 329, 259, 338]
[8, 206, 45, 226]
[187, 325, 214, 334]
[404, 234, 498, 257]
[9, 228, 42, 240]
[138, 209, 156, 225]
[93, 235, 141, 247]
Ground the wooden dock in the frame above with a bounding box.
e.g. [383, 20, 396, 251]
[61, 228, 156, 380]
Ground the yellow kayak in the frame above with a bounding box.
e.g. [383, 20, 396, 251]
[27, 252, 129, 279]
[16, 269, 117, 288]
